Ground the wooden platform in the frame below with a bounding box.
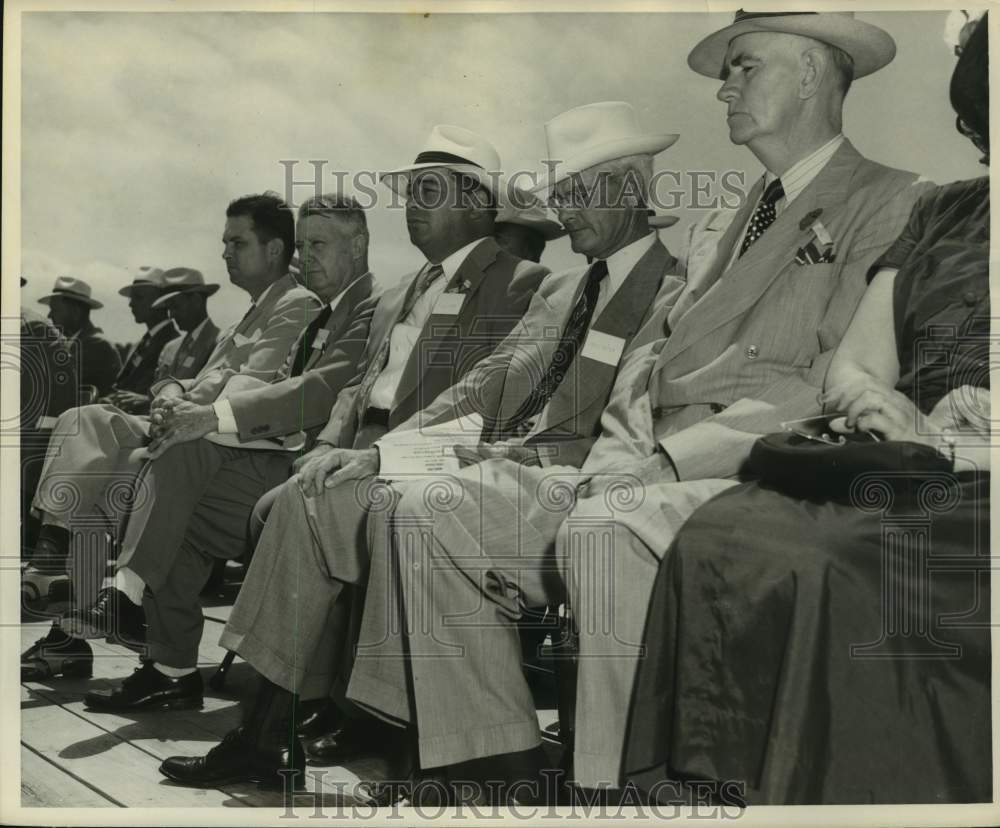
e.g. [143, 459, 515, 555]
[20, 592, 559, 808]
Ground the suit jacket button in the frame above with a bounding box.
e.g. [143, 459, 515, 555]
[745, 345, 759, 360]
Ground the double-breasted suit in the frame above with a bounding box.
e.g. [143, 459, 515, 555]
[349, 142, 930, 783]
[219, 236, 549, 693]
[114, 273, 378, 668]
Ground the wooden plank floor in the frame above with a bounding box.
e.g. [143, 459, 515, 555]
[20, 582, 559, 809]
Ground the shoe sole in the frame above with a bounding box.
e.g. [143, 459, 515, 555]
[159, 765, 304, 791]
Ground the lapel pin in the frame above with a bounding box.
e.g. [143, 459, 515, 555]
[799, 209, 824, 231]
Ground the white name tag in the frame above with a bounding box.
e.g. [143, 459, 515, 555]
[433, 293, 465, 316]
[232, 330, 262, 347]
[312, 329, 330, 350]
[182, 355, 195, 367]
[580, 330, 626, 366]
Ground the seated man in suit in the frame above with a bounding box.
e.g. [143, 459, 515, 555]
[58, 195, 377, 708]
[343, 13, 932, 804]
[493, 191, 566, 264]
[157, 124, 550, 788]
[98, 267, 179, 414]
[20, 192, 321, 678]
[150, 268, 222, 384]
[38, 276, 122, 398]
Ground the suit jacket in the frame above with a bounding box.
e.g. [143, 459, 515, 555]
[153, 273, 322, 406]
[70, 320, 122, 398]
[20, 309, 78, 429]
[587, 140, 930, 481]
[223, 272, 377, 449]
[394, 237, 683, 468]
[317, 237, 548, 449]
[112, 320, 179, 395]
[155, 317, 221, 382]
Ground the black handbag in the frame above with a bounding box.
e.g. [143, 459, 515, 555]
[747, 430, 952, 499]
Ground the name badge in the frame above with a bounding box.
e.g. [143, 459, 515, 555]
[433, 293, 466, 316]
[182, 355, 195, 367]
[580, 330, 626, 366]
[312, 329, 330, 350]
[233, 330, 262, 347]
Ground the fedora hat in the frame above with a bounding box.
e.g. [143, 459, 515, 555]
[118, 266, 166, 297]
[496, 189, 566, 241]
[381, 124, 503, 198]
[534, 101, 679, 193]
[647, 210, 680, 229]
[151, 267, 220, 309]
[688, 11, 896, 79]
[38, 276, 102, 309]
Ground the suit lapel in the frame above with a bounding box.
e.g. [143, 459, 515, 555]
[393, 238, 498, 414]
[535, 239, 673, 434]
[659, 140, 862, 366]
[302, 272, 375, 373]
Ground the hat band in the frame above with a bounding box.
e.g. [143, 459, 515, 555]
[412, 150, 484, 169]
[733, 9, 817, 24]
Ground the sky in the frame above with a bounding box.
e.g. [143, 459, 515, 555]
[15, 6, 987, 344]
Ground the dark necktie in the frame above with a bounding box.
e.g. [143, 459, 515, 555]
[401, 263, 445, 319]
[739, 178, 784, 257]
[289, 304, 334, 378]
[490, 260, 608, 439]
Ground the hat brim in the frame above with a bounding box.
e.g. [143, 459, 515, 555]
[688, 15, 896, 79]
[118, 282, 161, 297]
[380, 163, 499, 197]
[648, 214, 681, 229]
[532, 133, 680, 193]
[38, 292, 103, 309]
[150, 284, 220, 309]
[497, 216, 568, 241]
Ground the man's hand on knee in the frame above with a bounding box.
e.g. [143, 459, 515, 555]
[297, 447, 379, 496]
[144, 402, 218, 459]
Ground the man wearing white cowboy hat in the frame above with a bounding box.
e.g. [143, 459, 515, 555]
[493, 189, 566, 264]
[313, 100, 689, 803]
[38, 275, 122, 398]
[155, 126, 549, 787]
[97, 267, 180, 414]
[151, 267, 222, 385]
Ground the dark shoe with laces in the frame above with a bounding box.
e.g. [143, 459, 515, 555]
[159, 726, 305, 790]
[21, 625, 93, 681]
[62, 587, 146, 650]
[84, 660, 203, 712]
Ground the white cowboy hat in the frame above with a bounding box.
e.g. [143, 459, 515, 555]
[380, 124, 503, 198]
[151, 267, 220, 308]
[688, 10, 896, 79]
[38, 276, 103, 309]
[647, 211, 680, 229]
[496, 189, 566, 240]
[533, 101, 679, 193]
[118, 266, 166, 297]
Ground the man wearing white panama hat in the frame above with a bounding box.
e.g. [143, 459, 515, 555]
[38, 275, 122, 398]
[341, 13, 929, 803]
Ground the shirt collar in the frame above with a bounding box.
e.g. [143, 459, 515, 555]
[436, 237, 488, 282]
[250, 278, 281, 310]
[186, 317, 210, 340]
[147, 318, 175, 337]
[327, 271, 371, 314]
[764, 133, 845, 206]
[599, 230, 657, 301]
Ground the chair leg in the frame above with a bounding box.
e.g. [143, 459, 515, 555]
[209, 650, 237, 691]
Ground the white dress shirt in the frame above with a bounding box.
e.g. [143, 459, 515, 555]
[367, 237, 486, 411]
[594, 229, 658, 319]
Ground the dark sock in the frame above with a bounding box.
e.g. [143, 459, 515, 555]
[242, 673, 296, 751]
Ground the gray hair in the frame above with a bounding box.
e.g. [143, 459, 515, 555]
[823, 42, 855, 97]
[298, 194, 369, 242]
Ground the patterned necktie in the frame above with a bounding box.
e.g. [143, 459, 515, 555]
[289, 304, 334, 378]
[739, 178, 784, 257]
[491, 260, 608, 439]
[402, 263, 445, 319]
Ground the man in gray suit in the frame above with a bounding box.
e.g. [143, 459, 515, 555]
[346, 13, 929, 804]
[158, 125, 549, 789]
[22, 192, 320, 680]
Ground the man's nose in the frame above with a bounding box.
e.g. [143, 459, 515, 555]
[717, 79, 738, 104]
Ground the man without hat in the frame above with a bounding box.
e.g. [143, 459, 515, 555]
[151, 267, 222, 384]
[21, 193, 321, 678]
[347, 12, 930, 803]
[38, 276, 122, 398]
[156, 125, 549, 787]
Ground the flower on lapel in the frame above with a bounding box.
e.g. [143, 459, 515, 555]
[795, 213, 836, 265]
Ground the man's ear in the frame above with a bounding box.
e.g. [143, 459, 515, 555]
[266, 237, 284, 264]
[351, 234, 366, 262]
[800, 47, 826, 99]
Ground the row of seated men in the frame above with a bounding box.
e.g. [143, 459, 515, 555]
[19, 10, 990, 806]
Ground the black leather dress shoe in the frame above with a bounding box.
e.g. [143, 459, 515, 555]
[296, 699, 344, 741]
[62, 587, 146, 650]
[304, 715, 406, 765]
[160, 727, 305, 789]
[21, 625, 93, 680]
[84, 661, 203, 712]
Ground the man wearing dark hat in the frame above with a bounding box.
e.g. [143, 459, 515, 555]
[151, 267, 222, 383]
[493, 192, 566, 263]
[39, 276, 121, 398]
[98, 267, 179, 414]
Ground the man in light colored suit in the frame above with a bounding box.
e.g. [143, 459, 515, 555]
[158, 125, 549, 790]
[152, 268, 222, 383]
[347, 12, 929, 803]
[21, 192, 319, 679]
